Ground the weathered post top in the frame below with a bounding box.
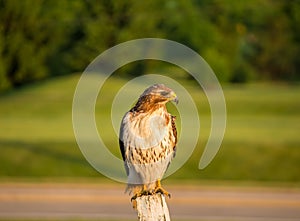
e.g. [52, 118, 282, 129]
[135, 194, 170, 221]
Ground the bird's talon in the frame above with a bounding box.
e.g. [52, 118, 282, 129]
[131, 189, 152, 202]
[154, 187, 171, 198]
[131, 195, 138, 202]
[141, 190, 152, 196]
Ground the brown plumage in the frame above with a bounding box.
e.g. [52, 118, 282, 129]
[119, 84, 178, 200]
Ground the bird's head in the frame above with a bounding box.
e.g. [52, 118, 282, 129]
[141, 84, 178, 105]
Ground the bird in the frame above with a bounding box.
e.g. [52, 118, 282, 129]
[119, 84, 178, 201]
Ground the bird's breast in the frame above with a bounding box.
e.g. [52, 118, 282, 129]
[127, 112, 169, 150]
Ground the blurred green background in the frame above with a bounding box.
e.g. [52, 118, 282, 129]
[0, 0, 300, 186]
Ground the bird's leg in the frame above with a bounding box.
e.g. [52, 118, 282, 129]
[153, 179, 171, 198]
[131, 184, 151, 201]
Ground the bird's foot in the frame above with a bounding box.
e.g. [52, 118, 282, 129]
[130, 189, 152, 201]
[131, 189, 152, 209]
[153, 186, 171, 198]
[152, 179, 171, 198]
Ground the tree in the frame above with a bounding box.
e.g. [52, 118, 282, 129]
[1, 0, 299, 92]
[0, 0, 78, 91]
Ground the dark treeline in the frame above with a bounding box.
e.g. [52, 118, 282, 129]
[0, 0, 299, 91]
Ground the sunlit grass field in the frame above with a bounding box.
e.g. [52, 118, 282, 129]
[0, 74, 299, 184]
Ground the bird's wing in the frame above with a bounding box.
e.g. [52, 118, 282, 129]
[171, 115, 177, 155]
[119, 112, 130, 176]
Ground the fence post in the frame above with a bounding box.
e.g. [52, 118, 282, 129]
[135, 194, 171, 221]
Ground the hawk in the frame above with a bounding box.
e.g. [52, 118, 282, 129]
[119, 84, 178, 201]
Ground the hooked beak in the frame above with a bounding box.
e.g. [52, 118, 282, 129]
[170, 91, 178, 105]
[173, 96, 179, 105]
[167, 91, 178, 105]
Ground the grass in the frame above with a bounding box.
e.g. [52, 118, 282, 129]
[0, 74, 300, 185]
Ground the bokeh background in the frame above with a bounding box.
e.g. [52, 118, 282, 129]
[0, 0, 300, 220]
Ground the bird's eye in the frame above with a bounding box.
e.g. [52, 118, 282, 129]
[160, 91, 169, 96]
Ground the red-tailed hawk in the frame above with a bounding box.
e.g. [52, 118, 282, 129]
[119, 84, 178, 201]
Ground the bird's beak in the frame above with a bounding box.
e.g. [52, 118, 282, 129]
[170, 92, 178, 105]
[173, 96, 179, 105]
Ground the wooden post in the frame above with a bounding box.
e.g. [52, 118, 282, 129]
[135, 194, 171, 221]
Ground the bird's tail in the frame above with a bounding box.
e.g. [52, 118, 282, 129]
[125, 183, 141, 195]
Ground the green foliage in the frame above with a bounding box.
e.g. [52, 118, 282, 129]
[0, 0, 300, 91]
[0, 0, 78, 90]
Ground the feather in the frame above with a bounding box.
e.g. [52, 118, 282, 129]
[119, 84, 178, 193]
